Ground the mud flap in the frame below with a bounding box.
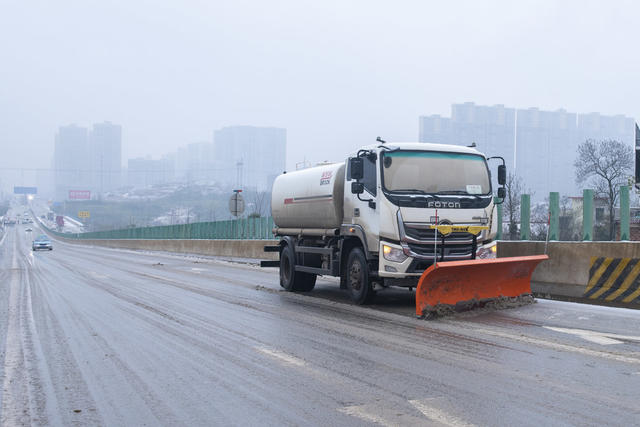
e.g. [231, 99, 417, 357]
[416, 255, 548, 317]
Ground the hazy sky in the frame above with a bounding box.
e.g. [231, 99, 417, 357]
[1, 0, 639, 188]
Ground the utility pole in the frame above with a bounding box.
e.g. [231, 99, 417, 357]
[236, 159, 243, 189]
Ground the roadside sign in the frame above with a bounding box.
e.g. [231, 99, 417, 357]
[229, 191, 245, 217]
[78, 211, 90, 219]
[14, 186, 37, 195]
[69, 190, 91, 200]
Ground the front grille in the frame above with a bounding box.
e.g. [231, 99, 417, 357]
[403, 224, 474, 243]
[407, 259, 434, 273]
[407, 242, 474, 259]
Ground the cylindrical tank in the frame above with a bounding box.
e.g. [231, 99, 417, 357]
[271, 162, 345, 229]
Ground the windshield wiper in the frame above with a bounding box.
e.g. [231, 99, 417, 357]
[436, 190, 468, 195]
[436, 190, 482, 199]
[392, 189, 428, 194]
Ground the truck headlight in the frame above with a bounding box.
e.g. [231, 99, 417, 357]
[382, 244, 407, 263]
[476, 242, 497, 259]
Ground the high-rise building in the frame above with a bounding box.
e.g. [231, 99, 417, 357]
[179, 142, 215, 183]
[421, 103, 516, 170]
[127, 156, 175, 188]
[213, 126, 286, 191]
[419, 103, 636, 199]
[89, 121, 122, 193]
[54, 124, 89, 200]
[514, 108, 578, 198]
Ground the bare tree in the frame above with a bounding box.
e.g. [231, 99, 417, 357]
[574, 139, 633, 240]
[559, 195, 580, 241]
[531, 200, 549, 241]
[249, 190, 270, 218]
[504, 172, 524, 239]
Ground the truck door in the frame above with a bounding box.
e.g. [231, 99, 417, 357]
[345, 153, 379, 256]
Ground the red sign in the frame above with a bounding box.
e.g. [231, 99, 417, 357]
[56, 216, 65, 227]
[69, 190, 91, 200]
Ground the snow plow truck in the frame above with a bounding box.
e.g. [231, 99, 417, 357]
[261, 141, 547, 317]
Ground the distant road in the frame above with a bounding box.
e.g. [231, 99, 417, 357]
[1, 220, 639, 426]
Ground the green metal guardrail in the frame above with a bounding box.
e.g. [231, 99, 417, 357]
[42, 184, 635, 242]
[43, 217, 277, 240]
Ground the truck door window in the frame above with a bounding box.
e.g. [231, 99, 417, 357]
[362, 156, 377, 196]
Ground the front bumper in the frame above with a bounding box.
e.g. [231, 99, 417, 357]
[378, 239, 496, 281]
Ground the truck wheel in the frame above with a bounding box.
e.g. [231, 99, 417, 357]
[346, 247, 374, 304]
[279, 244, 316, 292]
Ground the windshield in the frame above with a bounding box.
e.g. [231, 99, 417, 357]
[382, 151, 490, 195]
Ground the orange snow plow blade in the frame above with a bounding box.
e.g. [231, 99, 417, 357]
[416, 255, 548, 317]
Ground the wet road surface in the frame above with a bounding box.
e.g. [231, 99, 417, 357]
[1, 222, 639, 426]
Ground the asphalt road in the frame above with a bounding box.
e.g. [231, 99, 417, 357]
[1, 219, 640, 426]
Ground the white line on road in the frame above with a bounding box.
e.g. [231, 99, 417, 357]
[409, 399, 476, 427]
[338, 405, 398, 427]
[472, 327, 640, 364]
[254, 346, 306, 367]
[543, 326, 640, 346]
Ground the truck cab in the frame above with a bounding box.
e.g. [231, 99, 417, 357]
[346, 142, 500, 282]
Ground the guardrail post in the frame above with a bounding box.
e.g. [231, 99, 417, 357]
[620, 185, 630, 241]
[583, 189, 594, 241]
[549, 192, 559, 240]
[520, 194, 530, 240]
[494, 196, 502, 240]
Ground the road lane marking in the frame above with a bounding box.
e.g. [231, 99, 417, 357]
[543, 326, 640, 346]
[254, 347, 306, 367]
[1, 245, 62, 425]
[89, 271, 109, 280]
[409, 399, 475, 427]
[471, 327, 640, 364]
[338, 405, 397, 427]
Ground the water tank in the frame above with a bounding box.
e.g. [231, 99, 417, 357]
[271, 162, 345, 229]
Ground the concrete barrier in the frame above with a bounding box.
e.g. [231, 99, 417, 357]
[56, 237, 279, 261]
[498, 241, 640, 308]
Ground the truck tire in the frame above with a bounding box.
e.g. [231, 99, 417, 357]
[279, 244, 316, 292]
[346, 247, 375, 304]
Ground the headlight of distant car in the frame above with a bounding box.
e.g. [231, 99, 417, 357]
[382, 244, 407, 263]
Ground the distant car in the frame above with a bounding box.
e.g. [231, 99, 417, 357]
[32, 235, 52, 251]
[25, 227, 33, 232]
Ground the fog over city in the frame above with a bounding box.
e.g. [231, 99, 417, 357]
[1, 0, 639, 192]
[3, 3, 640, 423]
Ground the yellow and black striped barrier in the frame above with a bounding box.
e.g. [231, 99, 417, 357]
[584, 257, 640, 304]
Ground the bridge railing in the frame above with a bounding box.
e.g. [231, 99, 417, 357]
[497, 185, 634, 241]
[44, 216, 277, 240]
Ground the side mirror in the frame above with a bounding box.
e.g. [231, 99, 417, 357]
[349, 157, 364, 180]
[351, 182, 364, 194]
[497, 187, 506, 199]
[497, 165, 506, 185]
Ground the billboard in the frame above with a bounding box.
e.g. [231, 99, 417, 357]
[69, 190, 91, 200]
[78, 211, 90, 219]
[14, 186, 37, 195]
